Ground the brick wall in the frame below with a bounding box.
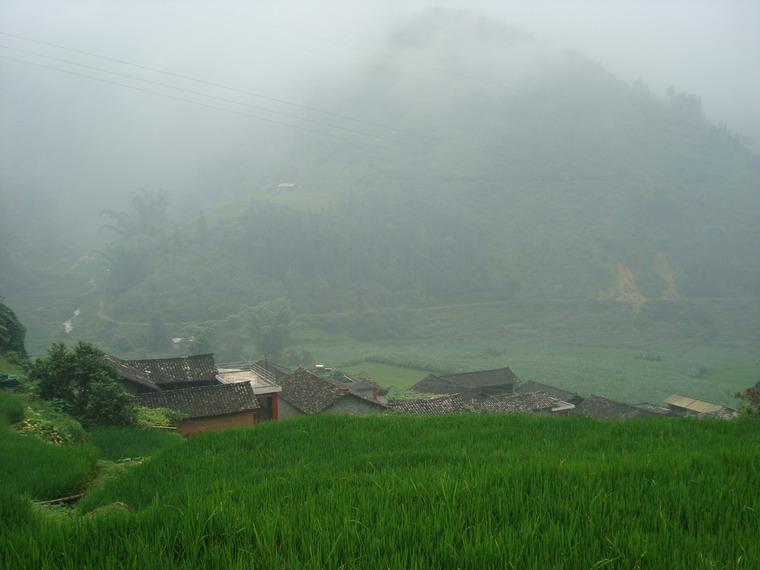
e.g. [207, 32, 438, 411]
[178, 411, 256, 436]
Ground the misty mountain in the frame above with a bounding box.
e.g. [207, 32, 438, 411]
[221, 9, 760, 306]
[4, 8, 760, 328]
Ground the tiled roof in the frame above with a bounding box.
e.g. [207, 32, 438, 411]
[633, 403, 672, 416]
[514, 380, 583, 404]
[411, 367, 519, 395]
[478, 391, 575, 414]
[126, 354, 217, 385]
[137, 383, 259, 419]
[278, 368, 387, 415]
[104, 355, 160, 392]
[573, 395, 646, 420]
[390, 394, 466, 416]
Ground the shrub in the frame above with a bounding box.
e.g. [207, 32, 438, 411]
[136, 406, 184, 428]
[735, 381, 760, 415]
[17, 403, 87, 445]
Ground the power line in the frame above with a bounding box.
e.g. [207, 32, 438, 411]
[0, 55, 353, 140]
[0, 30, 515, 167]
[0, 43, 399, 145]
[1, 54, 489, 173]
[0, 30, 424, 138]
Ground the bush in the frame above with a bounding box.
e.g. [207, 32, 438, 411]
[136, 406, 184, 428]
[17, 402, 88, 445]
[735, 381, 760, 415]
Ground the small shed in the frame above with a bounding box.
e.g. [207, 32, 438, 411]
[137, 382, 260, 436]
[411, 367, 519, 402]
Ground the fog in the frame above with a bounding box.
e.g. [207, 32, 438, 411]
[2, 0, 759, 241]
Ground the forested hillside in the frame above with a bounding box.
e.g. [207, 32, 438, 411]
[78, 11, 760, 317]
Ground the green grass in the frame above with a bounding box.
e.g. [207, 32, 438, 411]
[340, 361, 430, 389]
[0, 426, 97, 501]
[88, 426, 182, 461]
[0, 391, 25, 425]
[2, 415, 758, 568]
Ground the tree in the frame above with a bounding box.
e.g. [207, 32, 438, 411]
[100, 189, 170, 239]
[195, 211, 209, 244]
[30, 342, 137, 426]
[147, 315, 171, 352]
[187, 325, 214, 356]
[0, 300, 26, 356]
[247, 300, 292, 358]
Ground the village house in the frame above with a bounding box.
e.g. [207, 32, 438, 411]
[277, 368, 388, 418]
[390, 394, 466, 416]
[137, 382, 260, 436]
[663, 394, 737, 418]
[106, 353, 285, 433]
[411, 367, 519, 403]
[478, 391, 575, 415]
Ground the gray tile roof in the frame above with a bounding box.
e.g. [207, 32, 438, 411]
[514, 380, 583, 404]
[411, 367, 519, 397]
[278, 368, 387, 415]
[137, 382, 259, 419]
[390, 394, 466, 416]
[573, 395, 647, 419]
[104, 355, 160, 392]
[126, 354, 218, 385]
[477, 391, 575, 414]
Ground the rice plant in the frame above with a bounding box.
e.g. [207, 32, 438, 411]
[2, 414, 759, 568]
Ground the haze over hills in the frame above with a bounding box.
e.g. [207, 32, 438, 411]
[74, 9, 760, 310]
[1, 9, 759, 398]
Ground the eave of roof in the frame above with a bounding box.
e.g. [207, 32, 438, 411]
[137, 382, 259, 419]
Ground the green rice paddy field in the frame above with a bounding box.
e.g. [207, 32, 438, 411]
[2, 414, 759, 569]
[298, 299, 760, 406]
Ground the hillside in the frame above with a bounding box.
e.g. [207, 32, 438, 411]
[2, 414, 759, 568]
